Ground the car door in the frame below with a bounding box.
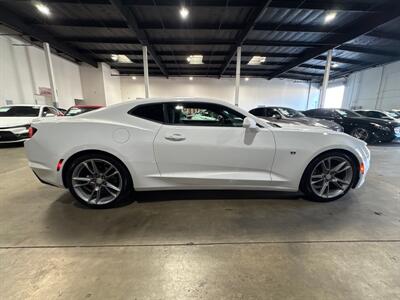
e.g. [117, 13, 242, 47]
[153, 102, 276, 187]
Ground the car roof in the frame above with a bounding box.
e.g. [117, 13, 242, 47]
[0, 104, 46, 107]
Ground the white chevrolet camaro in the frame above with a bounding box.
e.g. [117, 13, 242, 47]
[25, 98, 370, 208]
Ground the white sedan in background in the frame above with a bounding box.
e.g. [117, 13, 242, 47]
[25, 98, 370, 208]
[0, 104, 61, 143]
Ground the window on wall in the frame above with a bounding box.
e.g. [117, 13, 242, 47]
[324, 85, 345, 108]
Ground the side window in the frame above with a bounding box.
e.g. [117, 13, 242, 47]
[249, 107, 265, 117]
[129, 103, 165, 123]
[265, 108, 276, 117]
[166, 102, 245, 127]
[42, 107, 51, 117]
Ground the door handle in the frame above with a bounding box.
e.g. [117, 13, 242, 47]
[165, 133, 186, 141]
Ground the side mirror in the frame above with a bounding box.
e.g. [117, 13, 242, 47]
[243, 117, 259, 131]
[272, 113, 282, 120]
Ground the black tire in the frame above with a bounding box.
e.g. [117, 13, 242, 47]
[350, 127, 371, 143]
[65, 153, 133, 208]
[301, 151, 357, 202]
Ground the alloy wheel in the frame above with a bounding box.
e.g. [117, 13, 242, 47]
[351, 128, 369, 141]
[71, 159, 122, 205]
[310, 156, 353, 199]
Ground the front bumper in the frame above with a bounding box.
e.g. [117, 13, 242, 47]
[354, 145, 370, 189]
[0, 127, 29, 143]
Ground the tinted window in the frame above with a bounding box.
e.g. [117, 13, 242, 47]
[265, 108, 277, 117]
[66, 107, 99, 116]
[130, 103, 165, 123]
[366, 111, 385, 118]
[0, 106, 40, 117]
[249, 107, 265, 116]
[166, 102, 244, 127]
[276, 107, 304, 118]
[336, 109, 361, 118]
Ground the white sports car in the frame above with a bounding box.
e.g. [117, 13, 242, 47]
[0, 104, 62, 143]
[25, 98, 370, 208]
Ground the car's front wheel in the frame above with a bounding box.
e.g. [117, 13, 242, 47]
[66, 153, 133, 208]
[301, 151, 357, 202]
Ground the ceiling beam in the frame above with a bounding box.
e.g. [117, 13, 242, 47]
[314, 56, 369, 65]
[267, 1, 400, 79]
[365, 30, 400, 42]
[109, 0, 168, 77]
[219, 0, 273, 77]
[5, 0, 382, 11]
[83, 49, 300, 58]
[338, 44, 400, 57]
[0, 5, 97, 67]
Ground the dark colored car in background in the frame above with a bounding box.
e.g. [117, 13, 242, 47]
[65, 105, 104, 116]
[249, 106, 344, 132]
[355, 109, 400, 120]
[303, 108, 400, 143]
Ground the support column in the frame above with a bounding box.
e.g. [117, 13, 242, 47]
[234, 46, 241, 106]
[43, 42, 59, 107]
[143, 46, 150, 98]
[319, 49, 333, 108]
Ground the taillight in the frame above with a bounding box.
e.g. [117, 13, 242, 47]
[28, 127, 37, 138]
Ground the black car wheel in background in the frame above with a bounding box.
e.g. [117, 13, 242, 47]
[303, 109, 399, 144]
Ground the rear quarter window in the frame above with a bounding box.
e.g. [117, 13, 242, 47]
[129, 103, 165, 123]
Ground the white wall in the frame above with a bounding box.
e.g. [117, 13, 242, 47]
[121, 76, 319, 111]
[79, 63, 106, 105]
[343, 60, 400, 110]
[0, 34, 83, 108]
[101, 64, 122, 106]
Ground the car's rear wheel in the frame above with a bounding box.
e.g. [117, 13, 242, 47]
[350, 127, 370, 142]
[301, 151, 357, 202]
[66, 153, 133, 208]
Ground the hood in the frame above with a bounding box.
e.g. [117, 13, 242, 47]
[0, 117, 34, 128]
[257, 117, 330, 133]
[257, 116, 341, 130]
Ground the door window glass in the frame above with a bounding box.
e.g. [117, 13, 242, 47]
[167, 102, 244, 127]
[129, 103, 165, 123]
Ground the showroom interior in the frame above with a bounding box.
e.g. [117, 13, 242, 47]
[0, 0, 399, 299]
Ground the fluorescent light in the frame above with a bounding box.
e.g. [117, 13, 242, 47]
[324, 11, 337, 23]
[110, 54, 132, 63]
[244, 77, 250, 81]
[131, 76, 137, 80]
[331, 63, 339, 68]
[247, 56, 266, 65]
[35, 3, 51, 16]
[180, 7, 189, 19]
[187, 55, 203, 64]
[189, 76, 193, 81]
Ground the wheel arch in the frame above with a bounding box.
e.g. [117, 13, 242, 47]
[61, 149, 134, 189]
[299, 148, 361, 192]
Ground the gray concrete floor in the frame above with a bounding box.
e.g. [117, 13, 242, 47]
[0, 143, 399, 299]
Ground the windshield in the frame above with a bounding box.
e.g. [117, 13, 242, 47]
[276, 107, 305, 118]
[65, 107, 98, 116]
[0, 106, 40, 117]
[386, 111, 400, 118]
[336, 109, 361, 118]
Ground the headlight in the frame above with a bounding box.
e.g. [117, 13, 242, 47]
[371, 123, 391, 132]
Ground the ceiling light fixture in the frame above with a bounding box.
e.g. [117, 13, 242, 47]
[324, 11, 337, 23]
[110, 54, 132, 63]
[187, 55, 203, 64]
[180, 7, 189, 19]
[131, 76, 137, 80]
[245, 77, 250, 81]
[189, 76, 193, 81]
[247, 56, 266, 65]
[331, 63, 339, 68]
[35, 2, 51, 16]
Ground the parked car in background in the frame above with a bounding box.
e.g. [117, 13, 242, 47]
[355, 109, 400, 121]
[0, 104, 61, 143]
[249, 106, 344, 132]
[57, 108, 67, 115]
[304, 108, 400, 143]
[65, 105, 104, 116]
[25, 98, 370, 208]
